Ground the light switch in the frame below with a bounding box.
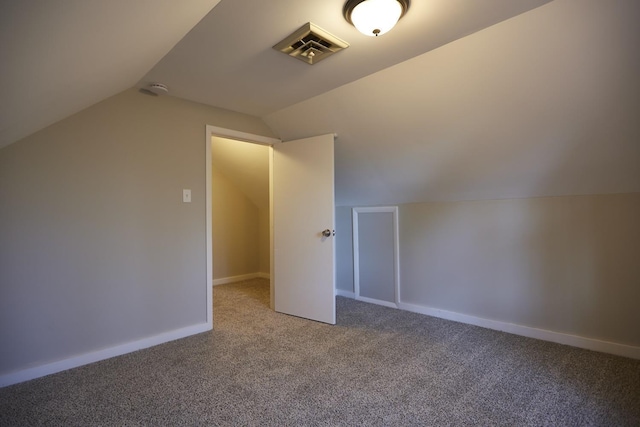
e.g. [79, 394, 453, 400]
[183, 189, 191, 203]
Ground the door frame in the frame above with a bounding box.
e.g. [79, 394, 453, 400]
[205, 125, 281, 327]
[352, 206, 400, 308]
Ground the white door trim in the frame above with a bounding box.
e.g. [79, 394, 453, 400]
[352, 206, 400, 308]
[269, 146, 275, 310]
[205, 125, 281, 322]
[207, 125, 281, 146]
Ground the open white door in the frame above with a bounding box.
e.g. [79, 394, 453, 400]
[272, 134, 336, 324]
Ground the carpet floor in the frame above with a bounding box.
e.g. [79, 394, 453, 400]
[1, 278, 639, 426]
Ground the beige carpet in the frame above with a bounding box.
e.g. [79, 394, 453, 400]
[1, 278, 639, 425]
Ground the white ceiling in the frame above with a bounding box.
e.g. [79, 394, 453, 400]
[0, 0, 221, 149]
[3, 0, 638, 207]
[139, 0, 551, 117]
[1, 0, 553, 150]
[265, 0, 640, 205]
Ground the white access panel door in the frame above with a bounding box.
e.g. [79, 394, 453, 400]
[273, 134, 336, 324]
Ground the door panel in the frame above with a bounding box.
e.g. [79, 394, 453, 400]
[352, 206, 400, 309]
[273, 134, 335, 324]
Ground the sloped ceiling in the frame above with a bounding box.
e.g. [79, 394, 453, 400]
[138, 0, 551, 117]
[212, 137, 269, 210]
[2, 0, 550, 148]
[0, 0, 221, 148]
[3, 0, 638, 208]
[264, 0, 640, 205]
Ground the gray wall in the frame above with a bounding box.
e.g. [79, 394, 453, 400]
[338, 193, 640, 347]
[356, 211, 395, 303]
[0, 88, 275, 376]
[335, 206, 354, 293]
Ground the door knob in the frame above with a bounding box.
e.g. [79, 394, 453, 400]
[322, 229, 335, 237]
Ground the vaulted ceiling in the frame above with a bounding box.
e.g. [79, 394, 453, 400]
[265, 0, 640, 205]
[138, 0, 551, 117]
[3, 0, 639, 206]
[0, 0, 221, 149]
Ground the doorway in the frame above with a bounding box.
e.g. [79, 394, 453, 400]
[205, 125, 280, 328]
[211, 136, 270, 284]
[205, 126, 337, 326]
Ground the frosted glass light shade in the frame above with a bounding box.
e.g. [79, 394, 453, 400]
[350, 0, 403, 37]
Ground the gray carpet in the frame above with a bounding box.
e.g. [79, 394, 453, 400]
[1, 278, 639, 426]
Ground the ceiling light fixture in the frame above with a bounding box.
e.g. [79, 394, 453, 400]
[343, 0, 410, 37]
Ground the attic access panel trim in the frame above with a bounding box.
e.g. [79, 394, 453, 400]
[274, 22, 349, 65]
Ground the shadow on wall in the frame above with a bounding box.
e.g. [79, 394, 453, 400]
[522, 194, 640, 346]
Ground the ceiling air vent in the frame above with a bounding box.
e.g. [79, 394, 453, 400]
[273, 22, 349, 65]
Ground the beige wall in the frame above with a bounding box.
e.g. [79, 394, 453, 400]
[336, 193, 640, 348]
[258, 208, 270, 274]
[0, 88, 275, 377]
[211, 166, 259, 279]
[210, 137, 270, 279]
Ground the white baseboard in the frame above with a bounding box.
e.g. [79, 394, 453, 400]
[0, 322, 211, 388]
[213, 272, 270, 286]
[397, 302, 640, 360]
[356, 295, 398, 309]
[335, 290, 398, 309]
[335, 289, 355, 298]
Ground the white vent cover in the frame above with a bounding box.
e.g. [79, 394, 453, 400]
[273, 23, 349, 65]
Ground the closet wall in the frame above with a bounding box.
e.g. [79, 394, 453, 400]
[211, 138, 270, 282]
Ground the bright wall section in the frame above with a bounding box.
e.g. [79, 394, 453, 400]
[211, 166, 260, 279]
[0, 88, 276, 385]
[210, 137, 270, 282]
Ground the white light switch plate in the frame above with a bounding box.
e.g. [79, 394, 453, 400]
[183, 189, 191, 203]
